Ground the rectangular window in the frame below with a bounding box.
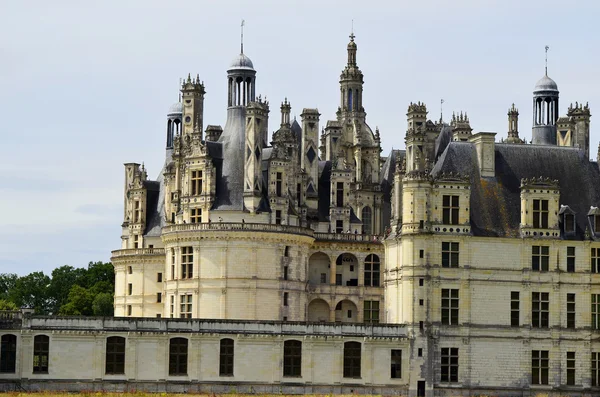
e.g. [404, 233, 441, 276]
[276, 172, 283, 197]
[128, 283, 132, 295]
[283, 340, 302, 377]
[275, 210, 282, 225]
[180, 294, 192, 318]
[441, 242, 459, 268]
[391, 349, 402, 379]
[566, 351, 575, 386]
[33, 335, 49, 374]
[364, 254, 381, 287]
[181, 247, 193, 279]
[442, 195, 459, 225]
[336, 273, 342, 286]
[565, 213, 575, 232]
[533, 199, 549, 228]
[532, 246, 549, 271]
[105, 336, 125, 375]
[190, 208, 202, 223]
[343, 342, 361, 378]
[567, 247, 575, 272]
[419, 278, 424, 287]
[532, 292, 549, 328]
[157, 292, 162, 303]
[296, 183, 301, 204]
[133, 234, 139, 249]
[418, 348, 423, 357]
[364, 300, 380, 324]
[127, 266, 132, 274]
[171, 248, 176, 280]
[191, 170, 202, 195]
[133, 200, 141, 223]
[157, 272, 163, 282]
[532, 350, 549, 385]
[441, 289, 459, 325]
[169, 338, 188, 376]
[219, 339, 234, 376]
[567, 293, 575, 329]
[596, 215, 600, 233]
[592, 248, 600, 273]
[441, 347, 458, 382]
[320, 273, 327, 284]
[336, 220, 344, 234]
[593, 352, 600, 387]
[336, 182, 344, 207]
[592, 294, 600, 330]
[127, 305, 132, 316]
[170, 295, 174, 318]
[511, 291, 519, 327]
[283, 266, 288, 280]
[283, 292, 289, 306]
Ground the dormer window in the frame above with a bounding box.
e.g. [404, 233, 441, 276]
[442, 195, 459, 225]
[587, 207, 600, 235]
[565, 214, 575, 232]
[533, 199, 549, 228]
[559, 205, 576, 236]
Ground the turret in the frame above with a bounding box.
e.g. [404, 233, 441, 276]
[244, 99, 269, 213]
[301, 108, 320, 210]
[166, 101, 182, 149]
[532, 74, 559, 145]
[405, 102, 428, 172]
[339, 33, 365, 119]
[506, 104, 523, 144]
[567, 102, 591, 158]
[180, 74, 206, 138]
[451, 112, 472, 142]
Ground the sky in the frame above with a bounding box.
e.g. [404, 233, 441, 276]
[1, 0, 600, 276]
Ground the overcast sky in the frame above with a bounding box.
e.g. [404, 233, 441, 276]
[2, 0, 599, 275]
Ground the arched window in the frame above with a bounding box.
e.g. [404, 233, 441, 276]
[348, 89, 353, 110]
[362, 206, 372, 235]
[33, 335, 49, 374]
[364, 254, 380, 287]
[343, 341, 361, 378]
[283, 340, 302, 377]
[219, 338, 234, 376]
[105, 336, 125, 375]
[0, 334, 17, 373]
[169, 338, 188, 376]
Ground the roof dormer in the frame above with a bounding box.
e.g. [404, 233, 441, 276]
[558, 205, 576, 237]
[520, 177, 560, 238]
[587, 207, 600, 238]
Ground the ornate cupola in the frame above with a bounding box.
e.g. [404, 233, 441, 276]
[532, 46, 559, 145]
[339, 32, 365, 118]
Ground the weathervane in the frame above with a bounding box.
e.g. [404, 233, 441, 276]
[545, 45, 549, 75]
[350, 19, 355, 41]
[241, 19, 245, 54]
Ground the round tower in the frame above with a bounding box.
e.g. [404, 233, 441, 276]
[227, 52, 256, 108]
[532, 74, 559, 145]
[166, 102, 182, 149]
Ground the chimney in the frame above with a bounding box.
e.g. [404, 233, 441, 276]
[470, 132, 496, 178]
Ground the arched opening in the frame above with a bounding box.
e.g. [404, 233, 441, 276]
[335, 299, 358, 323]
[228, 77, 233, 106]
[308, 252, 329, 285]
[348, 89, 353, 110]
[364, 254, 380, 287]
[33, 334, 49, 374]
[336, 253, 358, 286]
[169, 337, 188, 376]
[219, 338, 234, 376]
[343, 341, 361, 378]
[361, 206, 372, 235]
[0, 334, 17, 373]
[308, 299, 329, 322]
[167, 119, 173, 148]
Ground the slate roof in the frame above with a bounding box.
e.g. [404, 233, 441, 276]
[431, 142, 600, 238]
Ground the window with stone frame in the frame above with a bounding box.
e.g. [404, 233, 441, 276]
[442, 195, 459, 225]
[276, 172, 283, 197]
[32, 335, 49, 374]
[566, 351, 575, 386]
[567, 246, 576, 273]
[190, 208, 202, 223]
[390, 349, 402, 379]
[181, 247, 193, 279]
[219, 338, 234, 376]
[532, 292, 549, 328]
[441, 242, 459, 268]
[567, 293, 576, 329]
[532, 246, 549, 271]
[168, 338, 188, 376]
[532, 350, 549, 385]
[440, 348, 458, 382]
[170, 295, 174, 318]
[133, 200, 141, 223]
[363, 300, 380, 324]
[105, 336, 125, 375]
[171, 249, 175, 280]
[533, 199, 549, 228]
[191, 170, 202, 195]
[283, 340, 302, 377]
[441, 289, 459, 325]
[336, 182, 344, 207]
[595, 214, 600, 233]
[343, 341, 361, 378]
[592, 294, 600, 330]
[364, 254, 380, 287]
[511, 291, 519, 327]
[180, 294, 192, 318]
[593, 352, 600, 387]
[592, 248, 600, 273]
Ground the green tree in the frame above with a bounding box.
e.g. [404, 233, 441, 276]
[0, 299, 18, 311]
[59, 285, 94, 316]
[92, 292, 114, 316]
[48, 265, 87, 314]
[8, 272, 51, 314]
[0, 273, 18, 301]
[85, 261, 114, 289]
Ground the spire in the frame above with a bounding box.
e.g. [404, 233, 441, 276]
[347, 21, 357, 67]
[440, 99, 444, 123]
[241, 19, 245, 54]
[545, 45, 549, 76]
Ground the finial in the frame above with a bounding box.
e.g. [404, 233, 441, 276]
[241, 19, 245, 54]
[545, 45, 549, 76]
[350, 19, 355, 41]
[440, 99, 444, 123]
[178, 78, 182, 102]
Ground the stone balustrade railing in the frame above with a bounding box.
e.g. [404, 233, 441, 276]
[111, 248, 166, 258]
[162, 222, 315, 237]
[313, 232, 383, 244]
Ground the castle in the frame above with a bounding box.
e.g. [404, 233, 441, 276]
[1, 34, 600, 397]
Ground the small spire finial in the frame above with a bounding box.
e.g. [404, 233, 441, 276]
[545, 45, 549, 76]
[178, 78, 182, 102]
[350, 19, 355, 41]
[440, 99, 444, 123]
[241, 19, 245, 54]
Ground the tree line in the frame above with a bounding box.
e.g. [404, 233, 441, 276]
[0, 261, 114, 316]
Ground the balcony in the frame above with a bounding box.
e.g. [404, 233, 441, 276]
[314, 232, 383, 244]
[162, 222, 314, 238]
[111, 248, 166, 258]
